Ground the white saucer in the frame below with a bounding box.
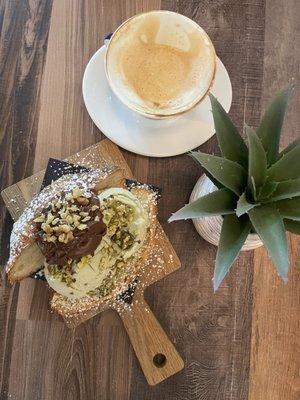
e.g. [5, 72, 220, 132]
[82, 45, 232, 157]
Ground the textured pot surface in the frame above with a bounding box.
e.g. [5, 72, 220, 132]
[189, 174, 263, 250]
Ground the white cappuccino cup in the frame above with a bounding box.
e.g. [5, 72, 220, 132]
[105, 11, 216, 119]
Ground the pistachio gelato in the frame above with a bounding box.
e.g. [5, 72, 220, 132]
[44, 187, 149, 299]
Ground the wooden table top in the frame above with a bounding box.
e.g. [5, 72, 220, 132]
[0, 1, 299, 399]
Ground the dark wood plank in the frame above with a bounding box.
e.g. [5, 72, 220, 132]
[249, 1, 300, 399]
[0, 1, 53, 398]
[1, 1, 159, 400]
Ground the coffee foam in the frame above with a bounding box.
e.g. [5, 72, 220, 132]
[106, 11, 216, 116]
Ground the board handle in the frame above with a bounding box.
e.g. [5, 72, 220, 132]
[118, 297, 184, 385]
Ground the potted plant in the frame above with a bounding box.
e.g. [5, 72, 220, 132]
[169, 86, 300, 290]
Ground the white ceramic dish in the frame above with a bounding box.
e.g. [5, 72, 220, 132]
[82, 45, 232, 157]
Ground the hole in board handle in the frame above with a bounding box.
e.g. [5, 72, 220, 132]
[153, 353, 167, 368]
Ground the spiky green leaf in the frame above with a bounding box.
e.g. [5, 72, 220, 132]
[201, 169, 224, 189]
[267, 142, 300, 182]
[275, 196, 300, 220]
[168, 189, 236, 222]
[284, 219, 300, 235]
[265, 178, 300, 202]
[190, 152, 247, 196]
[258, 181, 278, 200]
[279, 137, 300, 158]
[246, 125, 267, 198]
[250, 177, 258, 201]
[209, 94, 248, 167]
[249, 204, 289, 281]
[236, 192, 256, 217]
[214, 214, 251, 291]
[257, 85, 293, 165]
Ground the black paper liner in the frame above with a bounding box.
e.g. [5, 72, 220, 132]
[41, 158, 89, 189]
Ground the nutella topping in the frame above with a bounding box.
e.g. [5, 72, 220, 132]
[34, 187, 106, 266]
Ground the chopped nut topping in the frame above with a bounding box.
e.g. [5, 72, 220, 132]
[46, 213, 55, 224]
[66, 231, 74, 242]
[34, 215, 45, 223]
[58, 233, 66, 243]
[77, 196, 89, 205]
[77, 223, 87, 230]
[47, 235, 57, 243]
[65, 193, 73, 201]
[73, 214, 81, 222]
[60, 224, 71, 233]
[72, 187, 82, 199]
[66, 215, 73, 224]
[35, 186, 104, 257]
[41, 223, 53, 234]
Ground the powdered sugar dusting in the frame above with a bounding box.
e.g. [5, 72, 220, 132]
[6, 164, 178, 324]
[51, 226, 172, 321]
[7, 166, 116, 272]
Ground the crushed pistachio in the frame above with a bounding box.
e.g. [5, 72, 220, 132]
[48, 264, 74, 287]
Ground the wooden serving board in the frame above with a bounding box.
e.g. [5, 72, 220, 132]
[1, 139, 184, 386]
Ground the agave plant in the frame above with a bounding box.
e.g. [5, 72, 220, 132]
[169, 86, 300, 290]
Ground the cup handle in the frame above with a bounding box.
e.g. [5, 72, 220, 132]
[104, 32, 113, 46]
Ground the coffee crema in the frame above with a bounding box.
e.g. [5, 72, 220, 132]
[106, 11, 216, 117]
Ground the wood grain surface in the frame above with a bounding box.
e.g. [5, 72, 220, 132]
[249, 1, 300, 400]
[0, 0, 299, 399]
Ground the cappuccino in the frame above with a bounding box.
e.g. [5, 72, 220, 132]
[106, 11, 216, 117]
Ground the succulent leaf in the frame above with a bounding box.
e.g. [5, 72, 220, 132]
[249, 205, 289, 281]
[246, 125, 267, 198]
[275, 196, 300, 220]
[264, 178, 300, 202]
[250, 177, 258, 201]
[200, 169, 224, 189]
[258, 181, 278, 200]
[236, 192, 256, 217]
[284, 219, 300, 235]
[267, 142, 300, 182]
[214, 214, 251, 291]
[257, 85, 293, 165]
[168, 188, 236, 222]
[170, 87, 298, 290]
[209, 94, 248, 167]
[278, 137, 300, 158]
[190, 152, 247, 196]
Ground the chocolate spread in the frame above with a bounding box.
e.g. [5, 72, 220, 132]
[35, 191, 106, 266]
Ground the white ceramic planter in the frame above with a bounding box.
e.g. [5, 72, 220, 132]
[189, 174, 263, 250]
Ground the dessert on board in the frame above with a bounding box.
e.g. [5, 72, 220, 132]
[6, 166, 158, 319]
